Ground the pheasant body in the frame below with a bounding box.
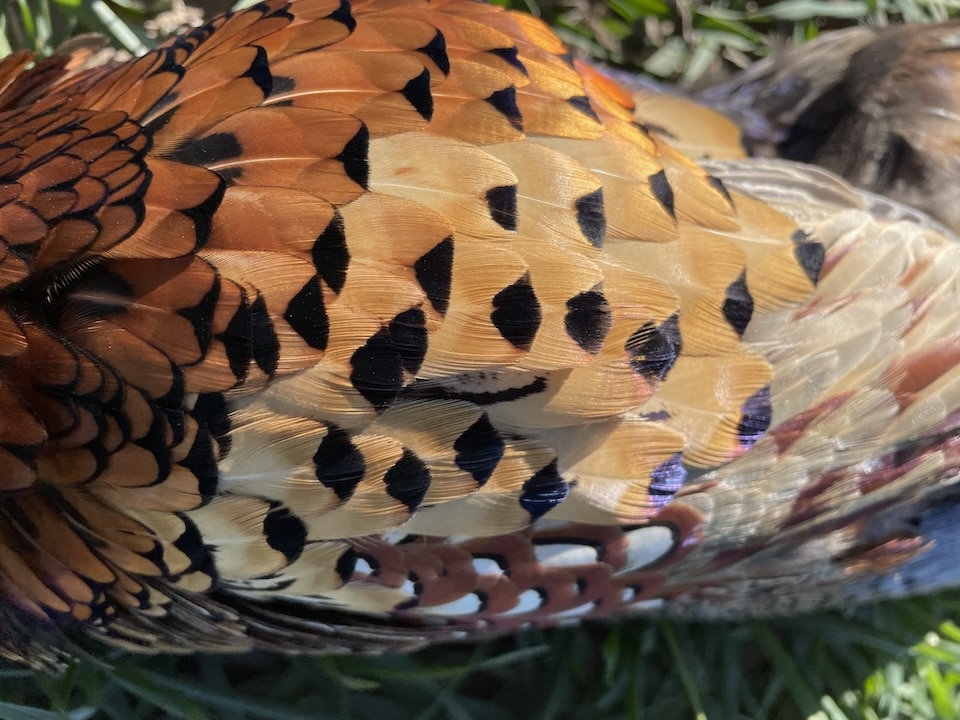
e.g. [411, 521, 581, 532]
[0, 0, 959, 667]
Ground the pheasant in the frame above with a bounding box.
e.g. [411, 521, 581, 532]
[1, 0, 960, 670]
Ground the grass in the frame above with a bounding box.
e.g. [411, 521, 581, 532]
[502, 0, 960, 84]
[0, 597, 959, 718]
[1, 0, 959, 718]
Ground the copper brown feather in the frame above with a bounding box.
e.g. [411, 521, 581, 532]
[0, 0, 959, 669]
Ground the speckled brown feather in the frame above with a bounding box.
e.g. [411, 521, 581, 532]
[0, 1, 958, 668]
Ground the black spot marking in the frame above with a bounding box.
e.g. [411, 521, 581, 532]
[313, 425, 365, 501]
[489, 46, 527, 75]
[575, 188, 606, 248]
[131, 544, 170, 584]
[722, 271, 753, 337]
[312, 211, 349, 293]
[454, 414, 504, 486]
[284, 277, 329, 350]
[390, 308, 428, 375]
[409, 375, 548, 406]
[401, 68, 433, 121]
[137, 397, 167, 465]
[737, 386, 771, 448]
[485, 87, 523, 131]
[174, 14, 221, 47]
[271, 75, 296, 96]
[220, 289, 253, 381]
[337, 124, 369, 189]
[193, 392, 231, 459]
[350, 331, 403, 410]
[250, 293, 280, 375]
[564, 289, 612, 353]
[217, 165, 243, 184]
[350, 309, 427, 410]
[486, 184, 518, 231]
[64, 266, 133, 321]
[519, 460, 569, 520]
[217, 289, 268, 381]
[383, 448, 431, 512]
[144, 103, 177, 136]
[335, 548, 357, 582]
[134, 424, 170, 485]
[177, 280, 220, 355]
[127, 194, 147, 230]
[794, 240, 825, 285]
[648, 170, 675, 218]
[567, 95, 600, 122]
[491, 273, 540, 351]
[171, 514, 213, 577]
[242, 46, 273, 98]
[400, 573, 424, 606]
[648, 454, 685, 509]
[418, 30, 450, 75]
[181, 426, 219, 497]
[327, 0, 356, 31]
[627, 314, 682, 384]
[414, 237, 453, 315]
[263, 503, 307, 563]
[168, 133, 242, 166]
[181, 177, 227, 248]
[708, 175, 733, 205]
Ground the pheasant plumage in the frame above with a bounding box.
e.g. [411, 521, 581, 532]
[1, 0, 959, 668]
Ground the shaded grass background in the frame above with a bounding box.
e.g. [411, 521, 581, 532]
[1, 0, 960, 717]
[1, 599, 960, 718]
